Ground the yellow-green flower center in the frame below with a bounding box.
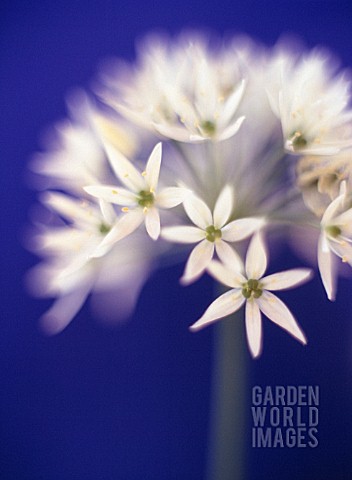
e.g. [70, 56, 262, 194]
[99, 223, 111, 234]
[326, 225, 341, 238]
[137, 190, 154, 208]
[290, 131, 307, 150]
[201, 120, 217, 137]
[242, 279, 263, 299]
[205, 225, 222, 242]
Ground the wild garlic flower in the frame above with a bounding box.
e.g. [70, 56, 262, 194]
[318, 183, 352, 300]
[98, 34, 246, 142]
[28, 192, 154, 333]
[30, 91, 137, 194]
[27, 32, 352, 355]
[297, 151, 352, 216]
[85, 142, 190, 253]
[190, 233, 312, 358]
[267, 52, 352, 155]
[162, 186, 265, 284]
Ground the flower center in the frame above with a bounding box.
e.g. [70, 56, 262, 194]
[137, 190, 154, 208]
[289, 131, 307, 150]
[201, 120, 217, 137]
[205, 225, 222, 242]
[242, 279, 263, 299]
[326, 225, 341, 238]
[99, 223, 111, 235]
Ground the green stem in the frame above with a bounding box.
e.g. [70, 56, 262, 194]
[206, 311, 247, 480]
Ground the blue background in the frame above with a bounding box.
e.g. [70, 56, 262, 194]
[1, 1, 352, 479]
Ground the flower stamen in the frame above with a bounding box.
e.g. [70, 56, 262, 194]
[205, 225, 222, 242]
[137, 190, 154, 208]
[242, 278, 263, 299]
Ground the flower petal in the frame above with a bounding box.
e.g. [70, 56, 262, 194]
[145, 142, 162, 192]
[245, 232, 267, 279]
[215, 241, 243, 273]
[245, 300, 263, 358]
[145, 207, 160, 240]
[333, 207, 352, 237]
[156, 187, 191, 209]
[318, 233, 336, 300]
[161, 226, 205, 244]
[184, 194, 213, 229]
[218, 116, 245, 141]
[84, 185, 136, 206]
[99, 199, 116, 225]
[41, 192, 99, 225]
[257, 291, 307, 345]
[92, 211, 144, 257]
[261, 268, 313, 291]
[153, 122, 197, 143]
[321, 191, 345, 226]
[104, 142, 145, 192]
[40, 285, 91, 335]
[181, 240, 214, 285]
[220, 80, 246, 127]
[222, 217, 265, 242]
[190, 289, 245, 331]
[207, 260, 246, 288]
[213, 185, 234, 228]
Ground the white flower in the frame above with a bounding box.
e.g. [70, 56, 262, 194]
[27, 192, 154, 333]
[38, 191, 118, 264]
[318, 183, 352, 300]
[99, 34, 246, 142]
[84, 142, 190, 254]
[296, 152, 352, 216]
[190, 233, 312, 358]
[267, 51, 352, 155]
[30, 91, 137, 194]
[162, 186, 265, 284]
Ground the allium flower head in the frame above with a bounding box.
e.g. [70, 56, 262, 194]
[190, 233, 312, 357]
[26, 31, 352, 355]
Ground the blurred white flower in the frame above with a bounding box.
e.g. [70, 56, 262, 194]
[30, 91, 138, 194]
[162, 186, 264, 284]
[296, 151, 352, 216]
[98, 34, 246, 142]
[190, 233, 311, 357]
[267, 51, 352, 155]
[318, 182, 352, 300]
[85, 142, 190, 251]
[27, 192, 155, 333]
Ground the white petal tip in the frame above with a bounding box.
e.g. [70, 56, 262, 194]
[189, 321, 206, 332]
[39, 315, 67, 336]
[250, 349, 262, 359]
[149, 232, 160, 241]
[296, 332, 308, 345]
[180, 276, 194, 286]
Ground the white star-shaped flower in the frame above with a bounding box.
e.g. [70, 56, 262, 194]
[161, 186, 265, 284]
[39, 191, 118, 268]
[190, 233, 312, 358]
[85, 142, 190, 255]
[267, 52, 352, 155]
[318, 182, 352, 300]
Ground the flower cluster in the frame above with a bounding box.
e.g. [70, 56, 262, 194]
[28, 33, 352, 356]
